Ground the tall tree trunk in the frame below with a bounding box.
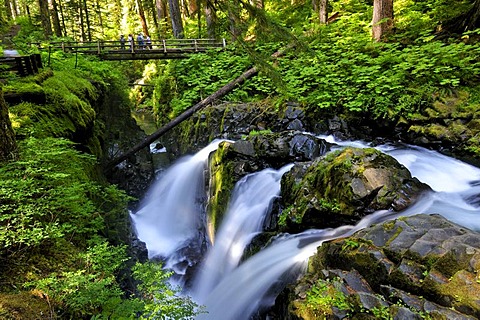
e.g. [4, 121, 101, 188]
[0, 87, 17, 162]
[319, 0, 327, 24]
[228, 0, 241, 41]
[11, 0, 17, 18]
[372, 0, 393, 41]
[205, 0, 216, 38]
[49, 0, 62, 37]
[82, 0, 92, 41]
[169, 0, 184, 38]
[251, 0, 263, 9]
[26, 4, 32, 23]
[79, 1, 86, 41]
[196, 0, 201, 37]
[147, 0, 160, 39]
[95, 0, 104, 38]
[58, 0, 67, 37]
[136, 0, 149, 37]
[38, 0, 53, 38]
[4, 0, 12, 20]
[156, 0, 168, 38]
[182, 0, 190, 17]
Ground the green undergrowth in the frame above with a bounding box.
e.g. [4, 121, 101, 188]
[148, 0, 480, 126]
[1, 53, 199, 318]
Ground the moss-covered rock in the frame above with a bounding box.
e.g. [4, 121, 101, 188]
[279, 147, 430, 232]
[206, 132, 330, 234]
[277, 214, 480, 319]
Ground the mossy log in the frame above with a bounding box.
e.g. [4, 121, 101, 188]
[104, 49, 286, 173]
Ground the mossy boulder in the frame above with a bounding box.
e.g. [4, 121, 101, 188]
[277, 214, 480, 319]
[279, 147, 430, 232]
[207, 132, 329, 233]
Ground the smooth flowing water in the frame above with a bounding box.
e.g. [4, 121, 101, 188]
[131, 136, 480, 319]
[192, 164, 293, 301]
[131, 140, 228, 273]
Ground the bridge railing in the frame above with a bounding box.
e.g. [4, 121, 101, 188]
[29, 38, 227, 55]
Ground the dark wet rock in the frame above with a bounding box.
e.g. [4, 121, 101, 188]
[274, 214, 480, 319]
[101, 87, 155, 200]
[278, 147, 430, 232]
[207, 132, 330, 232]
[168, 102, 310, 156]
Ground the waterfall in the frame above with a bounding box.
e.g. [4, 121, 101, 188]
[131, 140, 228, 273]
[191, 165, 293, 301]
[194, 209, 404, 319]
[132, 135, 480, 319]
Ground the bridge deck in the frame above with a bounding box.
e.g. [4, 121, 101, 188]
[30, 38, 227, 60]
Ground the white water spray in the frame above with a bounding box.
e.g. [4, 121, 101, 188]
[192, 165, 293, 301]
[131, 140, 228, 270]
[132, 135, 480, 319]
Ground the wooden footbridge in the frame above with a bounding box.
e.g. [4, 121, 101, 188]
[30, 38, 227, 60]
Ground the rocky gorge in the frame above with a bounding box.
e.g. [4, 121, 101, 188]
[132, 98, 480, 319]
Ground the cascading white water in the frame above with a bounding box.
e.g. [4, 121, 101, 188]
[191, 165, 293, 302]
[193, 139, 480, 319]
[132, 135, 480, 320]
[194, 209, 402, 320]
[131, 140, 228, 272]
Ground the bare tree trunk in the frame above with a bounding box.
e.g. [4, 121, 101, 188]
[82, 0, 92, 41]
[205, 0, 216, 38]
[196, 0, 201, 37]
[38, 0, 53, 38]
[228, 0, 241, 41]
[58, 0, 67, 37]
[136, 0, 150, 37]
[49, 0, 62, 37]
[169, 0, 184, 38]
[0, 87, 17, 162]
[95, 0, 104, 38]
[146, 0, 159, 39]
[79, 1, 86, 41]
[10, 0, 18, 18]
[26, 4, 32, 23]
[4, 0, 13, 20]
[319, 0, 327, 24]
[156, 0, 169, 38]
[251, 0, 263, 9]
[372, 0, 393, 41]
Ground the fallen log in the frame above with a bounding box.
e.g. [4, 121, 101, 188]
[104, 50, 284, 173]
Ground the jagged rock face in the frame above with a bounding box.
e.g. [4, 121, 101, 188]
[207, 131, 330, 232]
[279, 147, 431, 232]
[168, 102, 309, 156]
[279, 214, 480, 320]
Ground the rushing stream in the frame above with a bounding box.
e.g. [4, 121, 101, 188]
[131, 135, 480, 319]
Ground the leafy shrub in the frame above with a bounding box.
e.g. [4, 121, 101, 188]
[0, 138, 127, 254]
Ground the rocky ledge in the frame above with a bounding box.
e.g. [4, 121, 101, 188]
[275, 214, 480, 319]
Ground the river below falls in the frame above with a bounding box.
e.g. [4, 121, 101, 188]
[130, 133, 480, 319]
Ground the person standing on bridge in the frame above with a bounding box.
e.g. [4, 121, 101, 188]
[137, 33, 145, 49]
[128, 34, 134, 52]
[145, 35, 152, 49]
[120, 35, 126, 50]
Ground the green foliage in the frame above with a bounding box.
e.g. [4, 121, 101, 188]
[0, 138, 128, 253]
[302, 278, 353, 316]
[132, 262, 203, 319]
[24, 238, 137, 318]
[148, 0, 480, 126]
[151, 45, 277, 120]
